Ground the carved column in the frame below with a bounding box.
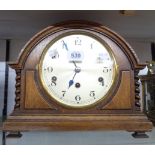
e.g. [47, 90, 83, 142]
[14, 69, 21, 110]
[134, 70, 141, 111]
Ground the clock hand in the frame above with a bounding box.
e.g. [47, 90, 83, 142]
[73, 61, 77, 68]
[62, 40, 69, 51]
[68, 62, 81, 89]
[68, 72, 77, 89]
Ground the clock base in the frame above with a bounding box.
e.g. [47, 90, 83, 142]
[3, 114, 153, 132]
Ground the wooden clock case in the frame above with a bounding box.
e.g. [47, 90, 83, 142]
[3, 20, 153, 134]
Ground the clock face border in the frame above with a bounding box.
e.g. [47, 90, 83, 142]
[37, 30, 119, 109]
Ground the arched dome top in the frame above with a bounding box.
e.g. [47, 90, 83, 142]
[9, 20, 145, 70]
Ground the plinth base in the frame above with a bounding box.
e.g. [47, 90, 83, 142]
[3, 114, 153, 132]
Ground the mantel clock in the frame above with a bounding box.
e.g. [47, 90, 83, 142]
[3, 21, 153, 136]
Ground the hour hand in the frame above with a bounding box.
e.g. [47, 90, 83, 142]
[68, 80, 74, 89]
[68, 72, 76, 89]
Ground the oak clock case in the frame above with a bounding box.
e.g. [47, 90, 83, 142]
[3, 21, 153, 133]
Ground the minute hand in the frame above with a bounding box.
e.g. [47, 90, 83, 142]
[62, 40, 69, 51]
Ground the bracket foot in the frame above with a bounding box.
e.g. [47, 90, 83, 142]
[6, 131, 22, 138]
[132, 131, 149, 138]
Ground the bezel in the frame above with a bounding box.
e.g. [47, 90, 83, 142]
[38, 29, 119, 109]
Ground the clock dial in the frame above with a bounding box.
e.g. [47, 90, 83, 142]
[39, 33, 117, 108]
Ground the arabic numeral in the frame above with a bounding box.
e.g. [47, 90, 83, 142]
[103, 67, 111, 73]
[44, 67, 53, 72]
[75, 37, 81, 45]
[90, 91, 96, 99]
[90, 42, 94, 49]
[62, 91, 66, 97]
[75, 95, 81, 103]
[51, 76, 57, 86]
[98, 77, 104, 86]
